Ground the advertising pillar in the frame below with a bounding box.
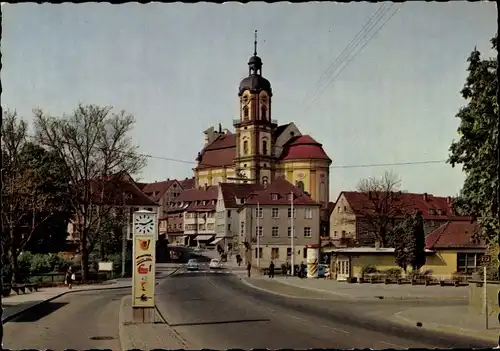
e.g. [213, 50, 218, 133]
[306, 244, 320, 279]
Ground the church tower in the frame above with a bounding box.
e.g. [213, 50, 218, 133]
[233, 31, 277, 185]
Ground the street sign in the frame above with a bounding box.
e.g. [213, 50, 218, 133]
[481, 255, 491, 264]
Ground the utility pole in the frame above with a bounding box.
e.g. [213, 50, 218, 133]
[290, 191, 295, 276]
[256, 202, 260, 269]
[122, 207, 129, 277]
[496, 3, 500, 346]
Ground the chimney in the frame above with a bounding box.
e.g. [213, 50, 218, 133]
[447, 196, 452, 205]
[423, 193, 428, 201]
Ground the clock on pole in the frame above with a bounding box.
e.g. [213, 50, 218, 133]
[132, 211, 157, 237]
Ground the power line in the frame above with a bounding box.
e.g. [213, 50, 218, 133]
[305, 4, 403, 111]
[135, 149, 447, 169]
[301, 3, 392, 106]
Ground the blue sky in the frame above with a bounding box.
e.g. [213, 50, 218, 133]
[2, 2, 496, 200]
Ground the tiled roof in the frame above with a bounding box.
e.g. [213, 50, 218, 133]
[136, 182, 148, 190]
[88, 178, 158, 207]
[173, 185, 219, 211]
[220, 183, 264, 208]
[340, 191, 462, 220]
[273, 123, 291, 139]
[280, 135, 331, 162]
[142, 180, 176, 201]
[425, 220, 486, 249]
[196, 134, 236, 169]
[243, 176, 320, 206]
[327, 202, 336, 217]
[180, 177, 196, 189]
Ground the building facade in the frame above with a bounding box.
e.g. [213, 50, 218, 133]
[330, 191, 466, 247]
[237, 177, 321, 268]
[192, 37, 332, 235]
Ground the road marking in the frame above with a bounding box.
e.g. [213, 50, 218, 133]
[380, 340, 406, 349]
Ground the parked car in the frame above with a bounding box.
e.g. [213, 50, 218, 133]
[318, 264, 328, 278]
[186, 259, 200, 271]
[209, 258, 222, 269]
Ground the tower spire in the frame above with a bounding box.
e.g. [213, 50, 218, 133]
[254, 30, 258, 56]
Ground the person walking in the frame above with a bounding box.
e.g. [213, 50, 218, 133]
[66, 267, 74, 289]
[268, 261, 275, 278]
[247, 262, 252, 278]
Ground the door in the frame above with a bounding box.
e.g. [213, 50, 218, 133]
[337, 258, 350, 281]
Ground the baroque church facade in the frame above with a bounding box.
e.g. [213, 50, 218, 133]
[193, 33, 332, 227]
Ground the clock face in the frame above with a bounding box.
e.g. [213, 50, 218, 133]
[134, 213, 155, 235]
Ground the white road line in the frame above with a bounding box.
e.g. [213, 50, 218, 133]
[380, 340, 407, 349]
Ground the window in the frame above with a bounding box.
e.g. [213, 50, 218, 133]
[343, 206, 347, 212]
[256, 207, 263, 218]
[457, 253, 483, 275]
[262, 140, 268, 155]
[271, 247, 280, 259]
[287, 208, 296, 218]
[287, 227, 292, 238]
[256, 226, 263, 237]
[227, 210, 231, 218]
[341, 230, 346, 237]
[304, 227, 312, 238]
[240, 221, 245, 235]
[287, 248, 292, 257]
[333, 230, 338, 238]
[304, 208, 313, 219]
[271, 193, 278, 200]
[255, 247, 263, 259]
[296, 181, 305, 192]
[272, 208, 279, 218]
[272, 227, 279, 237]
[262, 176, 269, 186]
[243, 140, 249, 154]
[303, 248, 307, 259]
[287, 193, 294, 201]
[243, 106, 249, 120]
[227, 224, 231, 231]
[261, 106, 267, 120]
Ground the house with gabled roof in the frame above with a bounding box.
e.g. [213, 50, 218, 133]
[237, 176, 321, 268]
[214, 183, 264, 252]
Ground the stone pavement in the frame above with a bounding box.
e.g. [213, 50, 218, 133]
[2, 279, 132, 322]
[260, 275, 468, 300]
[118, 295, 189, 350]
[391, 305, 500, 344]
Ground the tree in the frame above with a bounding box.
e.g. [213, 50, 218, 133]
[393, 211, 426, 273]
[34, 104, 146, 280]
[1, 110, 72, 283]
[448, 35, 498, 244]
[347, 170, 407, 247]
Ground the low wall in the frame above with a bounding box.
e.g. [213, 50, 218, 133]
[469, 280, 500, 316]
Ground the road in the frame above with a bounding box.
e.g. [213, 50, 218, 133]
[2, 288, 128, 350]
[156, 266, 490, 349]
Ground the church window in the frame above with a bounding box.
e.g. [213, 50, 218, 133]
[296, 181, 305, 192]
[262, 140, 268, 155]
[243, 140, 248, 155]
[243, 107, 249, 120]
[261, 106, 267, 120]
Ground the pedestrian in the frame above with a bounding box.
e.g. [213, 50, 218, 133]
[66, 267, 74, 289]
[247, 262, 252, 277]
[268, 261, 275, 278]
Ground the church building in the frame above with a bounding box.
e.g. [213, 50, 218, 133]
[193, 32, 332, 230]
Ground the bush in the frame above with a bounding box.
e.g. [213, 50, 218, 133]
[361, 264, 377, 276]
[18, 252, 71, 278]
[383, 268, 402, 279]
[408, 269, 432, 280]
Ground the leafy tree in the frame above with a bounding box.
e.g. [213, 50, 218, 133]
[1, 110, 72, 282]
[33, 104, 146, 280]
[393, 211, 426, 273]
[448, 35, 498, 243]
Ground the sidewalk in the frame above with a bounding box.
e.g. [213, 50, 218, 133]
[390, 305, 500, 344]
[2, 279, 132, 322]
[258, 276, 468, 301]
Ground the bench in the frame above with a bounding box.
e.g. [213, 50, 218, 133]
[11, 282, 40, 295]
[26, 282, 39, 292]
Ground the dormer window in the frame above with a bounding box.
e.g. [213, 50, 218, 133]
[429, 209, 436, 215]
[271, 193, 279, 200]
[287, 193, 295, 201]
[436, 209, 443, 215]
[212, 200, 216, 205]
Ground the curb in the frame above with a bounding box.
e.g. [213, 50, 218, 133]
[118, 267, 180, 351]
[239, 278, 466, 302]
[392, 310, 498, 345]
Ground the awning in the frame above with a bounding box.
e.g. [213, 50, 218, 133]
[211, 237, 224, 245]
[195, 235, 214, 241]
[179, 235, 187, 240]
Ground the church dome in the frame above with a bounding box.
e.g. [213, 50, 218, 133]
[238, 73, 272, 96]
[280, 135, 331, 162]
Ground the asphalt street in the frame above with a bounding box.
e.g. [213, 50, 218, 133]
[2, 288, 128, 350]
[156, 266, 491, 349]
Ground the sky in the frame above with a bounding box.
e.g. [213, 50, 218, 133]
[2, 2, 497, 201]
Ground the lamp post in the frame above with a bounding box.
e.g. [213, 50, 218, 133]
[290, 191, 295, 276]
